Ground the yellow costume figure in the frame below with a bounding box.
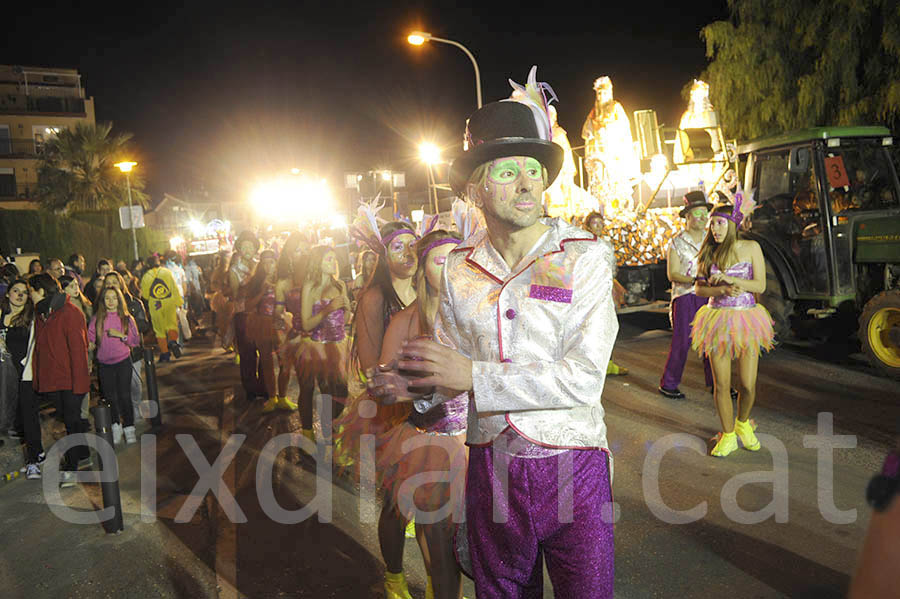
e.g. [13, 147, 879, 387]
[674, 80, 724, 192]
[141, 263, 184, 359]
[582, 76, 639, 215]
[510, 79, 596, 218]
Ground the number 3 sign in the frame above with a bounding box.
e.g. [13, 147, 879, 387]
[824, 155, 851, 188]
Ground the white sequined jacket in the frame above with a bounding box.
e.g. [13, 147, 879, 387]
[416, 218, 618, 449]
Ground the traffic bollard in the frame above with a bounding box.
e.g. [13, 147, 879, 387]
[143, 347, 163, 429]
[90, 399, 124, 534]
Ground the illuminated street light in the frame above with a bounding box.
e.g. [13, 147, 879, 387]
[114, 161, 139, 261]
[418, 142, 441, 213]
[418, 142, 441, 165]
[407, 30, 482, 108]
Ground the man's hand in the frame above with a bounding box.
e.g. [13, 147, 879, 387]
[366, 361, 430, 404]
[397, 338, 473, 394]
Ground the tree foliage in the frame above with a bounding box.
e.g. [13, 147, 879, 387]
[36, 122, 149, 214]
[701, 0, 900, 140]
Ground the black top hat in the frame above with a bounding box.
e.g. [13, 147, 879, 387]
[679, 190, 714, 217]
[235, 230, 260, 253]
[449, 101, 564, 195]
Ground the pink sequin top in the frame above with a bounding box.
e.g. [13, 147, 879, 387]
[310, 299, 345, 342]
[709, 262, 756, 309]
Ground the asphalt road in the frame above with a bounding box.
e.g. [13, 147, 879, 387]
[0, 313, 897, 598]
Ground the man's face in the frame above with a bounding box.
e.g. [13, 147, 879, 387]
[238, 241, 255, 259]
[477, 156, 546, 230]
[588, 216, 604, 236]
[76, 256, 86, 271]
[49, 260, 65, 279]
[686, 207, 709, 231]
[98, 263, 112, 277]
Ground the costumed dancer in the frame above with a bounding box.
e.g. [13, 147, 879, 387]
[239, 250, 293, 411]
[333, 214, 418, 595]
[227, 231, 259, 362]
[208, 250, 231, 348]
[274, 233, 308, 408]
[140, 255, 183, 362]
[691, 197, 774, 457]
[368, 229, 466, 599]
[396, 68, 618, 598]
[296, 245, 350, 440]
[658, 191, 715, 399]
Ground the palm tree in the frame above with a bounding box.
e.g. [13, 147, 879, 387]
[36, 122, 149, 214]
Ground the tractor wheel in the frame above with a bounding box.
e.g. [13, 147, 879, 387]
[760, 260, 793, 342]
[859, 290, 900, 380]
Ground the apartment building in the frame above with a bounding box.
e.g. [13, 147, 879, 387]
[0, 65, 96, 209]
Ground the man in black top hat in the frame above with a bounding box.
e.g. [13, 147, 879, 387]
[392, 78, 618, 598]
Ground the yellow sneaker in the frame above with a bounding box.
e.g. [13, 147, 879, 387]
[710, 431, 738, 457]
[735, 418, 761, 451]
[276, 396, 298, 411]
[425, 576, 433, 599]
[261, 397, 278, 413]
[405, 518, 416, 538]
[606, 361, 628, 376]
[384, 571, 412, 599]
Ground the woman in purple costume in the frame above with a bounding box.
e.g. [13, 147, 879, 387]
[274, 233, 308, 407]
[296, 245, 351, 441]
[692, 201, 775, 457]
[369, 230, 466, 599]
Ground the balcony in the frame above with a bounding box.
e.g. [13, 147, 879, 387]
[0, 94, 86, 115]
[0, 138, 49, 158]
[0, 181, 37, 203]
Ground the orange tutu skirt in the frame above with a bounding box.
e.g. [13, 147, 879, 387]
[376, 422, 467, 518]
[333, 387, 412, 477]
[297, 338, 348, 395]
[691, 304, 775, 359]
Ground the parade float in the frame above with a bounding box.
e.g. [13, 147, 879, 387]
[540, 77, 736, 308]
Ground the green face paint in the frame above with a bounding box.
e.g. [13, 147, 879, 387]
[689, 207, 708, 219]
[487, 157, 543, 185]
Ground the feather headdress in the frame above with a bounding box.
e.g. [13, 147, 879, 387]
[720, 184, 756, 227]
[451, 197, 481, 241]
[350, 195, 386, 253]
[415, 213, 440, 238]
[507, 65, 557, 142]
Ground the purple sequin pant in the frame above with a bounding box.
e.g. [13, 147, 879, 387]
[660, 293, 714, 390]
[465, 446, 614, 598]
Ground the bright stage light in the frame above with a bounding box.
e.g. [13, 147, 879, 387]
[188, 219, 206, 237]
[169, 236, 184, 250]
[330, 214, 347, 229]
[250, 175, 333, 223]
[419, 142, 441, 164]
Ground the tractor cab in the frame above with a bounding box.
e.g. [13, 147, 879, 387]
[739, 127, 900, 377]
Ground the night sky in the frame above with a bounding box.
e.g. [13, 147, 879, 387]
[7, 1, 728, 205]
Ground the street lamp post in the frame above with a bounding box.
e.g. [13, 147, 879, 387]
[408, 31, 482, 109]
[114, 161, 139, 261]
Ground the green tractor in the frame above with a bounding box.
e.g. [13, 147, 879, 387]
[739, 127, 900, 378]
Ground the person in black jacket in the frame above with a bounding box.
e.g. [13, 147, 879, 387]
[101, 272, 151, 423]
[0, 279, 45, 478]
